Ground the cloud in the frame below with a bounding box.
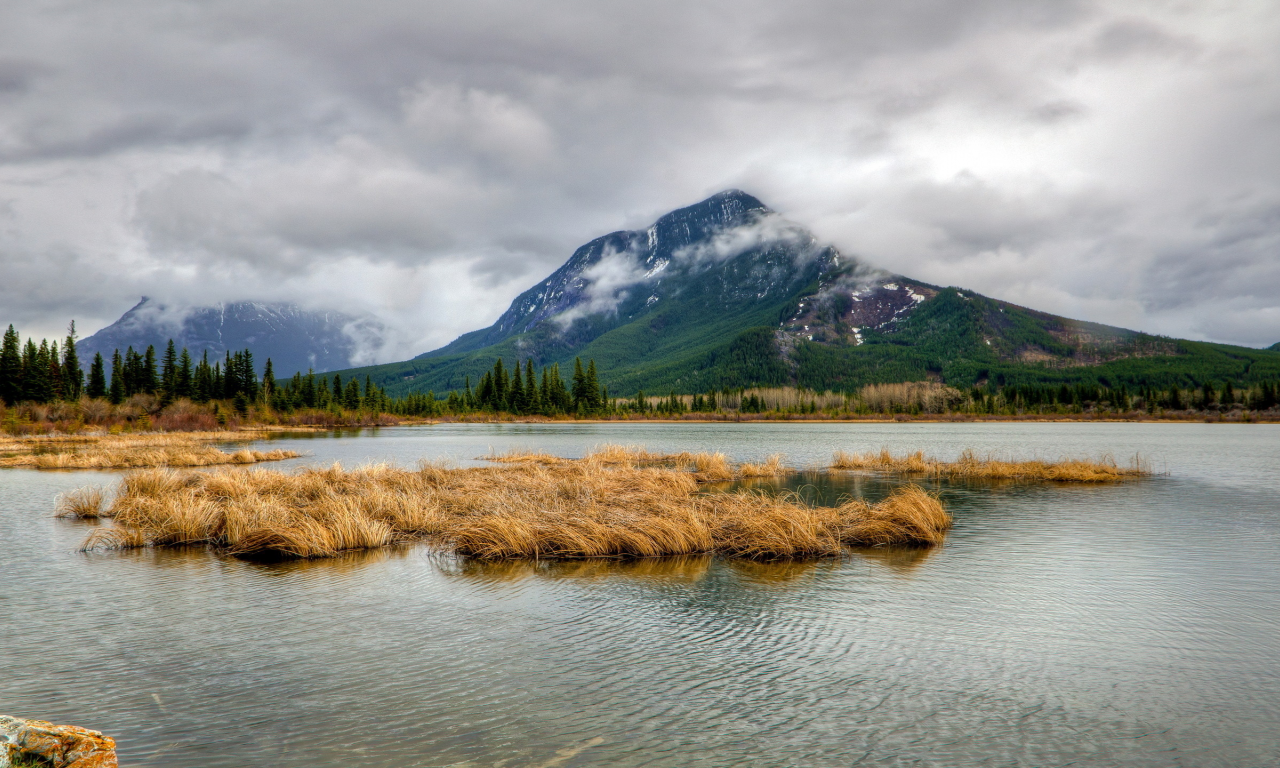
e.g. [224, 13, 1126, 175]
[0, 0, 1277, 353]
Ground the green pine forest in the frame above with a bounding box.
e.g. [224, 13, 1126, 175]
[4, 303, 1280, 434]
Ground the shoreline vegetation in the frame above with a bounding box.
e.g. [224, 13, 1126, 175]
[830, 449, 1151, 482]
[62, 446, 1146, 561]
[0, 431, 300, 469]
[1, 323, 1278, 440]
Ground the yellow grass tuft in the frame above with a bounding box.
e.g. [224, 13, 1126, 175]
[77, 455, 951, 561]
[55, 486, 106, 518]
[737, 454, 787, 478]
[832, 448, 1150, 481]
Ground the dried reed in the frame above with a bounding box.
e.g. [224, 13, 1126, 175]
[831, 448, 1150, 481]
[0, 431, 298, 469]
[56, 486, 106, 518]
[79, 455, 950, 560]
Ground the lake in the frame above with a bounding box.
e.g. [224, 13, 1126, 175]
[2, 422, 1278, 767]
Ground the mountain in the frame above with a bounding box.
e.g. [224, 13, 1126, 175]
[79, 299, 386, 377]
[1271, 342, 1280, 351]
[335, 190, 1280, 396]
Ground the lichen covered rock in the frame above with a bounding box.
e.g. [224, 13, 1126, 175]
[0, 716, 117, 768]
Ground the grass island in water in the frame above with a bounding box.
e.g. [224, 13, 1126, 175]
[59, 446, 1150, 561]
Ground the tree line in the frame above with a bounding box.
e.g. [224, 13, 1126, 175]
[3, 321, 1279, 421]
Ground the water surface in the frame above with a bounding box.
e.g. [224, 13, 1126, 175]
[2, 422, 1278, 767]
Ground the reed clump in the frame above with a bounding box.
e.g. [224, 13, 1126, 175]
[1, 431, 299, 469]
[831, 448, 1151, 481]
[56, 486, 106, 518]
[79, 453, 950, 560]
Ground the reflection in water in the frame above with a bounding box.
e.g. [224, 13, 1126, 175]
[442, 554, 715, 584]
[723, 557, 832, 586]
[851, 544, 938, 573]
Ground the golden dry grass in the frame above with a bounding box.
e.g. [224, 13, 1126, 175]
[56, 486, 106, 518]
[738, 454, 787, 477]
[831, 448, 1151, 481]
[0, 430, 299, 469]
[79, 454, 950, 560]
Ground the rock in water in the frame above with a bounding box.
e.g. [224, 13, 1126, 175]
[0, 716, 117, 768]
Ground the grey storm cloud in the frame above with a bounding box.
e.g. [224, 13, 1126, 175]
[1, 0, 1278, 356]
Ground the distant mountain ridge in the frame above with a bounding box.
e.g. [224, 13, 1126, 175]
[334, 190, 1280, 396]
[79, 299, 386, 377]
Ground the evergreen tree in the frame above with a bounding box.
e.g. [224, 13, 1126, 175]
[0, 325, 21, 405]
[343, 378, 361, 410]
[193, 351, 212, 403]
[142, 345, 159, 394]
[585, 359, 602, 412]
[493, 359, 508, 408]
[539, 367, 552, 414]
[301, 370, 316, 408]
[212, 361, 224, 398]
[177, 349, 194, 399]
[109, 350, 125, 404]
[61, 322, 83, 400]
[159, 340, 178, 405]
[509, 361, 524, 413]
[571, 357, 588, 412]
[525, 359, 539, 414]
[223, 351, 238, 399]
[23, 339, 51, 402]
[332, 374, 343, 404]
[122, 347, 139, 396]
[87, 353, 107, 399]
[240, 350, 258, 400]
[48, 341, 64, 401]
[262, 359, 275, 400]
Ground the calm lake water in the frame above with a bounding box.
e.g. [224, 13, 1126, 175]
[2, 422, 1278, 767]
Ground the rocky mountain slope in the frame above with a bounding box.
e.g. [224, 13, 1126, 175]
[337, 191, 1280, 396]
[79, 299, 386, 376]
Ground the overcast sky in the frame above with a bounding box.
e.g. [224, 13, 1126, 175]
[2, 0, 1278, 356]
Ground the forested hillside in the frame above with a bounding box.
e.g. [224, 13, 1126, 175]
[331, 191, 1280, 397]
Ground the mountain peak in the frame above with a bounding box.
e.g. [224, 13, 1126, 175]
[79, 300, 388, 376]
[419, 189, 838, 361]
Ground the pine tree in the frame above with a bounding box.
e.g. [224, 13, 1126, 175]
[262, 359, 275, 400]
[332, 373, 342, 404]
[122, 347, 139, 396]
[177, 349, 193, 399]
[0, 325, 21, 405]
[509, 361, 524, 413]
[48, 340, 64, 401]
[525, 359, 539, 414]
[223, 351, 238, 399]
[571, 357, 587, 412]
[344, 378, 361, 410]
[109, 350, 125, 404]
[240, 350, 258, 400]
[161, 340, 178, 397]
[539, 367, 552, 414]
[142, 345, 159, 394]
[585, 359, 602, 412]
[193, 351, 212, 403]
[24, 339, 51, 403]
[62, 322, 83, 400]
[211, 361, 224, 398]
[492, 359, 508, 408]
[87, 353, 107, 399]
